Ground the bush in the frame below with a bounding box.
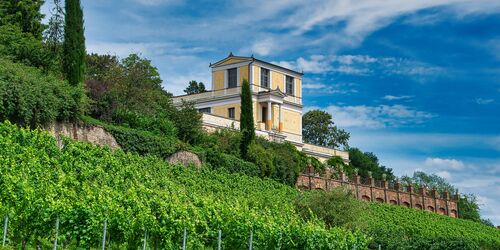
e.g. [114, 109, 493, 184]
[0, 58, 85, 127]
[197, 148, 260, 177]
[111, 108, 177, 138]
[82, 116, 183, 159]
[295, 188, 366, 230]
[0, 25, 58, 73]
[256, 138, 310, 186]
[169, 100, 202, 144]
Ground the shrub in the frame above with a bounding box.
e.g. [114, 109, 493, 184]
[82, 116, 183, 159]
[197, 148, 260, 177]
[0, 25, 58, 73]
[0, 58, 85, 127]
[169, 100, 202, 144]
[295, 188, 366, 230]
[111, 108, 177, 138]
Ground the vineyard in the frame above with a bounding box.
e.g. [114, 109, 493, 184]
[363, 202, 500, 249]
[0, 121, 368, 249]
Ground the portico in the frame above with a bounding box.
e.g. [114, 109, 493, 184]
[256, 89, 285, 132]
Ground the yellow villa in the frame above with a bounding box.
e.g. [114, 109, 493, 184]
[172, 53, 349, 163]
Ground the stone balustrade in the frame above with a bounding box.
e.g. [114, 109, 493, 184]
[296, 166, 459, 218]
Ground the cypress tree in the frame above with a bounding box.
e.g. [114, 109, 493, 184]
[240, 79, 255, 158]
[62, 0, 85, 85]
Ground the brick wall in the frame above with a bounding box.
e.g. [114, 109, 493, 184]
[296, 167, 459, 218]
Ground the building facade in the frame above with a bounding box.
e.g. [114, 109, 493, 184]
[172, 54, 348, 163]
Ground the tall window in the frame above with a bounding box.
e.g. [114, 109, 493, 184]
[286, 75, 294, 95]
[228, 68, 237, 88]
[228, 107, 235, 119]
[261, 68, 270, 88]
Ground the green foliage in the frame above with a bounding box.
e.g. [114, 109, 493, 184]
[197, 148, 261, 177]
[85, 53, 177, 122]
[302, 109, 350, 149]
[82, 116, 183, 159]
[239, 79, 255, 158]
[255, 138, 310, 186]
[401, 171, 489, 225]
[295, 188, 366, 230]
[348, 148, 395, 181]
[0, 58, 85, 127]
[402, 171, 458, 193]
[327, 156, 351, 176]
[197, 130, 313, 186]
[169, 101, 203, 144]
[458, 194, 482, 223]
[183, 80, 206, 94]
[43, 0, 65, 69]
[247, 142, 275, 177]
[0, 0, 46, 40]
[111, 109, 177, 137]
[0, 24, 58, 72]
[362, 202, 500, 249]
[0, 121, 368, 249]
[62, 0, 85, 85]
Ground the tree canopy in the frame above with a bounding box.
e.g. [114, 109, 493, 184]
[0, 0, 46, 40]
[348, 148, 395, 181]
[302, 109, 350, 149]
[184, 80, 206, 95]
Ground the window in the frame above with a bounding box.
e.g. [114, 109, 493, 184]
[260, 68, 270, 88]
[228, 68, 237, 88]
[286, 75, 294, 95]
[198, 107, 211, 113]
[228, 107, 235, 119]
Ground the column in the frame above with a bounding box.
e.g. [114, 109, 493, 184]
[278, 104, 283, 132]
[267, 101, 272, 130]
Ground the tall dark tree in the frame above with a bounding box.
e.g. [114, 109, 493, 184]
[0, 0, 46, 40]
[184, 80, 206, 95]
[302, 109, 350, 149]
[62, 0, 85, 86]
[44, 0, 65, 55]
[240, 79, 255, 158]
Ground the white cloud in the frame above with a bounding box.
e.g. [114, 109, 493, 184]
[318, 104, 435, 128]
[475, 98, 494, 105]
[251, 39, 276, 56]
[383, 95, 414, 101]
[275, 54, 442, 76]
[303, 83, 327, 89]
[435, 170, 452, 180]
[280, 0, 500, 49]
[302, 82, 358, 95]
[424, 157, 465, 170]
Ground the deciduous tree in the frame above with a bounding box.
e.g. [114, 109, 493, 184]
[184, 80, 206, 94]
[302, 109, 350, 149]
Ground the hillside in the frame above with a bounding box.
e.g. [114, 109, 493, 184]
[0, 121, 367, 249]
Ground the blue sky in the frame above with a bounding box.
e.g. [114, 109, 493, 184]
[42, 0, 500, 224]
